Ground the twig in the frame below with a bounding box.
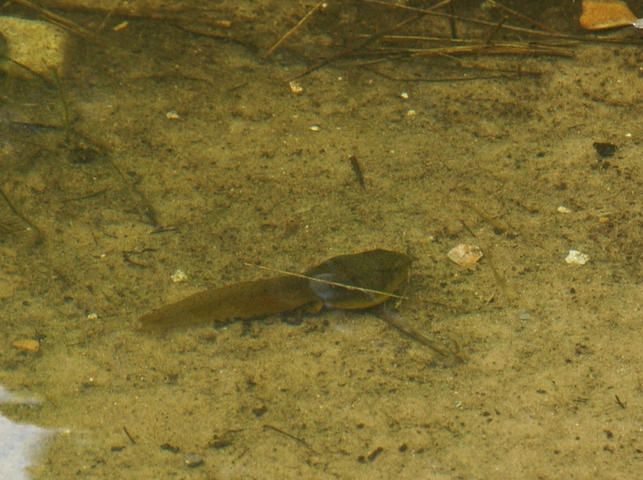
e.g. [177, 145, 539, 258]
[123, 426, 136, 444]
[10, 0, 97, 39]
[265, 0, 325, 58]
[0, 187, 43, 243]
[291, 0, 454, 80]
[377, 307, 464, 365]
[263, 425, 314, 452]
[484, 15, 507, 45]
[245, 263, 408, 300]
[360, 0, 643, 45]
[47, 65, 70, 145]
[364, 43, 573, 58]
[98, 0, 125, 32]
[483, 246, 518, 302]
[485, 0, 561, 35]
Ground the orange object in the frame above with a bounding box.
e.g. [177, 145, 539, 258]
[580, 0, 637, 30]
[12, 339, 40, 351]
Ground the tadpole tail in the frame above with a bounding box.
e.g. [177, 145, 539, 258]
[138, 275, 318, 332]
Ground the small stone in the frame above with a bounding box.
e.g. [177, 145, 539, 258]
[289, 81, 303, 94]
[565, 250, 589, 265]
[447, 244, 483, 267]
[557, 206, 572, 214]
[310, 125, 321, 132]
[171, 269, 188, 283]
[184, 453, 204, 468]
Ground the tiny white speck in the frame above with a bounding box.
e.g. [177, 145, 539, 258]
[166, 111, 180, 120]
[557, 206, 571, 214]
[310, 125, 321, 132]
[400, 92, 409, 99]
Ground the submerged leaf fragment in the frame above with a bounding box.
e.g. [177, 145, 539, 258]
[579, 0, 636, 30]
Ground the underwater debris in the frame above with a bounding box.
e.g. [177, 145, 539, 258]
[447, 244, 483, 267]
[579, 0, 637, 30]
[565, 249, 589, 265]
[12, 339, 40, 351]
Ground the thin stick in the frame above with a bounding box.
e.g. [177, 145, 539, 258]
[265, 0, 325, 58]
[459, 200, 510, 233]
[446, 0, 457, 39]
[485, 0, 560, 35]
[292, 0, 454, 80]
[10, 0, 96, 39]
[484, 247, 518, 302]
[107, 158, 159, 226]
[368, 43, 574, 57]
[0, 187, 42, 243]
[367, 68, 537, 83]
[360, 0, 643, 46]
[484, 15, 507, 45]
[360, 0, 570, 39]
[98, 0, 125, 33]
[47, 65, 70, 145]
[263, 425, 314, 452]
[377, 308, 464, 365]
[123, 426, 136, 445]
[245, 263, 408, 300]
[370, 34, 576, 47]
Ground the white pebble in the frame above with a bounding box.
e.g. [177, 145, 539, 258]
[171, 269, 188, 283]
[565, 250, 589, 265]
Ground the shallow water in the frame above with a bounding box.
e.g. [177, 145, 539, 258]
[2, 1, 643, 478]
[0, 387, 53, 480]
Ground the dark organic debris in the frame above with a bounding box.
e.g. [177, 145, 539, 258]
[593, 142, 618, 158]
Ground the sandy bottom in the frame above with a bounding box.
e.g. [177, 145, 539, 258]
[1, 3, 643, 479]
